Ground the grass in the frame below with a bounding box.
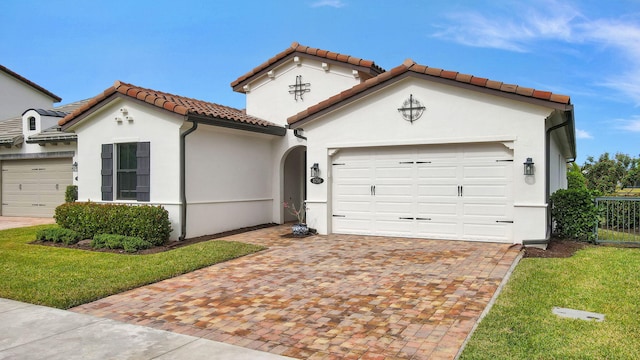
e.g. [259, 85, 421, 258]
[460, 246, 640, 359]
[597, 228, 640, 243]
[0, 225, 265, 309]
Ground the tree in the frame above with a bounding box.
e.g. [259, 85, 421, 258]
[581, 152, 637, 195]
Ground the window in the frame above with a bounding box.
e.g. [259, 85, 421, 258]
[101, 142, 150, 202]
[117, 143, 138, 200]
[28, 117, 36, 131]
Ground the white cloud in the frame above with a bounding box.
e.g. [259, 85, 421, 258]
[614, 116, 640, 132]
[310, 0, 346, 8]
[432, 1, 581, 52]
[576, 129, 593, 139]
[432, 1, 640, 104]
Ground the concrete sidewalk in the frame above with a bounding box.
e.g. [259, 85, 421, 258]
[0, 298, 292, 360]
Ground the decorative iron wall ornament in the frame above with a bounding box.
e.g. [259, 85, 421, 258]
[397, 94, 426, 123]
[288, 75, 310, 101]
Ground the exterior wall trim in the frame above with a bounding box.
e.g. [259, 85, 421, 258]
[0, 151, 75, 160]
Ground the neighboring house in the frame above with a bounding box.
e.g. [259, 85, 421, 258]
[59, 42, 575, 244]
[0, 65, 85, 217]
[0, 65, 61, 120]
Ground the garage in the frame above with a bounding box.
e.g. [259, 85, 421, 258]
[331, 143, 514, 242]
[1, 158, 72, 217]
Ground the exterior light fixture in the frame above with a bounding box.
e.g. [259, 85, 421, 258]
[523, 158, 534, 176]
[310, 163, 324, 184]
[310, 163, 320, 178]
[72, 162, 78, 172]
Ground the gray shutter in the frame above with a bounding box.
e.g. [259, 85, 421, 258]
[101, 144, 113, 201]
[136, 142, 150, 202]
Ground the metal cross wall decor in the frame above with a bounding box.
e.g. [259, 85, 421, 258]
[397, 94, 426, 123]
[289, 75, 311, 101]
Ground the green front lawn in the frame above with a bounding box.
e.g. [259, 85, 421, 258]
[0, 225, 265, 309]
[461, 246, 640, 359]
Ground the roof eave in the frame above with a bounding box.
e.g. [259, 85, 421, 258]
[290, 71, 573, 128]
[188, 114, 286, 136]
[0, 65, 62, 102]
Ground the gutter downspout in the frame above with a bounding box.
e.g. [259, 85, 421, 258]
[543, 116, 572, 238]
[179, 120, 198, 241]
[293, 128, 307, 140]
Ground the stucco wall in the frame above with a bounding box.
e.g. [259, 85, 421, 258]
[299, 77, 556, 243]
[184, 125, 275, 238]
[244, 57, 362, 126]
[0, 72, 55, 120]
[73, 98, 183, 239]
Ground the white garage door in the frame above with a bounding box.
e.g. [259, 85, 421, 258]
[332, 143, 514, 242]
[2, 158, 72, 217]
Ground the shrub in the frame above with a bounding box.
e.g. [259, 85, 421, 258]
[567, 163, 587, 190]
[35, 228, 82, 245]
[65, 185, 78, 203]
[55, 202, 172, 245]
[92, 234, 152, 253]
[550, 188, 599, 242]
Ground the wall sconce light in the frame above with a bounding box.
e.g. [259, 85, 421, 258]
[71, 162, 78, 172]
[310, 163, 320, 178]
[310, 163, 324, 184]
[523, 157, 534, 175]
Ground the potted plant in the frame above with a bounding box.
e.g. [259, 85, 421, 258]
[283, 201, 308, 236]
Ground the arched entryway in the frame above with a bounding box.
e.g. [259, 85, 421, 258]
[282, 146, 306, 223]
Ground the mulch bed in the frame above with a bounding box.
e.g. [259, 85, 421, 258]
[523, 238, 591, 258]
[31, 223, 278, 255]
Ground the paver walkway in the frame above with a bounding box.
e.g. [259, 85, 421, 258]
[72, 225, 521, 359]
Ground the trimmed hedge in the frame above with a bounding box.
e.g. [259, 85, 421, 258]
[92, 234, 153, 253]
[550, 188, 599, 242]
[35, 228, 82, 245]
[55, 202, 172, 245]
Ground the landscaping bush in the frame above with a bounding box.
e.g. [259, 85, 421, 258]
[65, 185, 78, 203]
[92, 234, 153, 253]
[567, 163, 587, 190]
[55, 202, 172, 245]
[35, 228, 82, 245]
[550, 188, 599, 241]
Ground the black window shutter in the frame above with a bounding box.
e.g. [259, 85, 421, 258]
[136, 142, 150, 202]
[101, 144, 113, 201]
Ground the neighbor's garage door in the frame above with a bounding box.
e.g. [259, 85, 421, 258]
[332, 143, 514, 242]
[2, 158, 72, 217]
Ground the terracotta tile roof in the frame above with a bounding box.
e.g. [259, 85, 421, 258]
[59, 81, 279, 129]
[0, 64, 61, 102]
[288, 59, 571, 125]
[231, 42, 385, 92]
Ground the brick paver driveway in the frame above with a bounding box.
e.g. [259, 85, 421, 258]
[72, 225, 521, 359]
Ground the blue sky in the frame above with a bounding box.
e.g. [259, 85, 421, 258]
[1, 0, 638, 164]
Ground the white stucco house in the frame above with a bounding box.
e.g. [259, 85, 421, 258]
[59, 42, 575, 244]
[0, 65, 85, 217]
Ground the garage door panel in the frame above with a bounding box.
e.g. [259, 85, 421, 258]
[463, 184, 509, 198]
[417, 166, 457, 180]
[417, 202, 457, 216]
[416, 220, 458, 238]
[463, 203, 508, 216]
[463, 165, 511, 179]
[375, 219, 415, 236]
